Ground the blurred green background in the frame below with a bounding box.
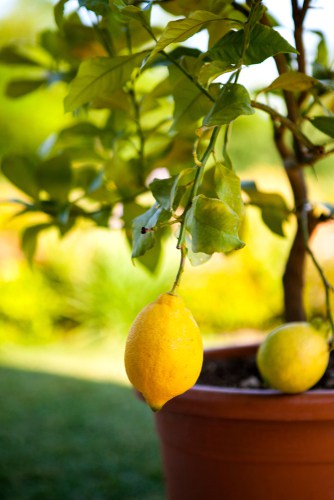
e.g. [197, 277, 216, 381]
[0, 1, 334, 499]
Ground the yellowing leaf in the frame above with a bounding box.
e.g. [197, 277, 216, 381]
[262, 72, 319, 93]
[187, 194, 245, 254]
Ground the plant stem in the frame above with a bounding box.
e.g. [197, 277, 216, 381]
[170, 244, 187, 295]
[251, 101, 317, 152]
[170, 127, 220, 294]
[300, 209, 334, 343]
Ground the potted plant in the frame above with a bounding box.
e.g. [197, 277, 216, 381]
[1, 0, 334, 498]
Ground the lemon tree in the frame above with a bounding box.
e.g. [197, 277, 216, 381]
[257, 323, 330, 393]
[1, 0, 334, 396]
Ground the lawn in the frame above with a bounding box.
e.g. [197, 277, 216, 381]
[0, 339, 166, 500]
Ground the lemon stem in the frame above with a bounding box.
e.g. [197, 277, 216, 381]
[170, 244, 187, 295]
[170, 127, 220, 294]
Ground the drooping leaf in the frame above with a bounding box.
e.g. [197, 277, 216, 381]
[207, 23, 298, 66]
[203, 83, 254, 126]
[132, 204, 171, 258]
[78, 0, 110, 15]
[185, 233, 211, 266]
[1, 155, 39, 198]
[310, 116, 334, 139]
[6, 79, 46, 98]
[89, 206, 113, 227]
[313, 30, 328, 68]
[0, 45, 41, 66]
[64, 52, 146, 112]
[262, 72, 319, 93]
[198, 60, 235, 87]
[215, 162, 244, 219]
[59, 122, 102, 139]
[74, 165, 104, 194]
[150, 176, 177, 211]
[54, 0, 68, 30]
[113, 1, 151, 27]
[148, 11, 238, 62]
[242, 181, 289, 236]
[22, 223, 53, 263]
[36, 153, 72, 202]
[169, 64, 215, 131]
[150, 168, 196, 211]
[187, 194, 245, 254]
[136, 232, 164, 273]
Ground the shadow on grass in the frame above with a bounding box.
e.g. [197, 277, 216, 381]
[0, 366, 165, 500]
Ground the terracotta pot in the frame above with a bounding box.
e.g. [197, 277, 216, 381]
[154, 344, 334, 500]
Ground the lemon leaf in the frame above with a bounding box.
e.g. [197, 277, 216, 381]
[132, 204, 171, 258]
[187, 194, 245, 255]
[242, 180, 289, 236]
[150, 168, 196, 211]
[310, 116, 334, 138]
[203, 83, 254, 126]
[64, 53, 146, 112]
[262, 72, 319, 93]
[147, 11, 237, 63]
[207, 23, 298, 66]
[214, 162, 244, 219]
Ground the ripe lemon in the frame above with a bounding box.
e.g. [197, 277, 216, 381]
[256, 322, 330, 393]
[124, 293, 203, 411]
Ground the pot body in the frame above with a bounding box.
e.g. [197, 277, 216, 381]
[154, 344, 334, 500]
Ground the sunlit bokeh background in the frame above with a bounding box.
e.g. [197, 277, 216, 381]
[0, 1, 334, 498]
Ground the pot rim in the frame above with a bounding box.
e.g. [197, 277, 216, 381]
[160, 343, 334, 421]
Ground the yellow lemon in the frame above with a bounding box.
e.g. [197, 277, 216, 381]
[256, 322, 330, 393]
[124, 293, 203, 411]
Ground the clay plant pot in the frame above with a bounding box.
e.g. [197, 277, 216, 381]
[154, 343, 334, 500]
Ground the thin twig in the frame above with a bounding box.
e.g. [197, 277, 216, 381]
[301, 208, 334, 342]
[251, 100, 318, 151]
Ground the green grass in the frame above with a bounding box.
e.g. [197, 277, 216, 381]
[0, 342, 165, 500]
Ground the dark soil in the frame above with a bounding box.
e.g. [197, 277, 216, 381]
[197, 351, 334, 390]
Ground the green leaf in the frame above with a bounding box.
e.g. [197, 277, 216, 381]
[89, 206, 113, 227]
[58, 122, 102, 139]
[0, 45, 41, 66]
[207, 23, 298, 66]
[242, 181, 289, 236]
[150, 177, 177, 211]
[136, 233, 163, 273]
[187, 194, 245, 254]
[54, 0, 68, 30]
[74, 165, 104, 194]
[169, 65, 214, 131]
[198, 60, 235, 87]
[310, 116, 334, 139]
[150, 168, 196, 211]
[263, 72, 319, 93]
[215, 162, 244, 219]
[113, 1, 151, 27]
[1, 155, 39, 198]
[37, 153, 72, 202]
[203, 83, 254, 126]
[148, 11, 237, 62]
[6, 79, 46, 98]
[22, 223, 53, 263]
[78, 0, 110, 15]
[64, 53, 146, 112]
[185, 233, 211, 266]
[132, 204, 171, 258]
[313, 31, 328, 68]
